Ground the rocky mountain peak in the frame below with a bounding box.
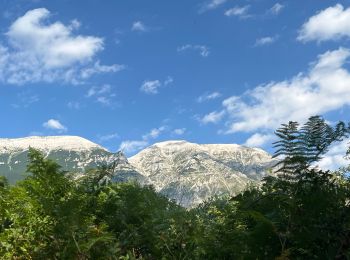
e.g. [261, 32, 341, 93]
[129, 140, 276, 207]
[0, 137, 276, 207]
[0, 135, 107, 153]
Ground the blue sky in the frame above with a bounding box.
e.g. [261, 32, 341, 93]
[1, 0, 350, 163]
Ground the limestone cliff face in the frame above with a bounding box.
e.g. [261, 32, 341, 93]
[129, 140, 276, 207]
[0, 137, 276, 207]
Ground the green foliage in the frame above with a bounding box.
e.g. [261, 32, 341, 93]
[92, 181, 196, 258]
[0, 116, 350, 259]
[192, 116, 350, 259]
[0, 149, 120, 259]
[251, 116, 350, 258]
[273, 116, 349, 179]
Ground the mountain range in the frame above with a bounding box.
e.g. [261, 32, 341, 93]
[0, 136, 276, 207]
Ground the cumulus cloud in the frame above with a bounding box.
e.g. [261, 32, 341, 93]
[0, 8, 122, 85]
[7, 8, 102, 68]
[254, 36, 278, 46]
[43, 119, 67, 132]
[298, 4, 350, 43]
[177, 44, 210, 57]
[199, 0, 227, 13]
[224, 6, 250, 18]
[269, 3, 284, 15]
[197, 92, 222, 103]
[200, 110, 225, 124]
[218, 48, 350, 133]
[131, 21, 147, 32]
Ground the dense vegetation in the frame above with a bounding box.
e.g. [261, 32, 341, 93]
[0, 116, 350, 259]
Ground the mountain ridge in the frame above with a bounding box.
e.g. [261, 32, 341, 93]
[129, 139, 275, 207]
[0, 136, 107, 153]
[0, 136, 120, 183]
[0, 136, 276, 207]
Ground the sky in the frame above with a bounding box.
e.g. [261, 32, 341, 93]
[1, 0, 350, 166]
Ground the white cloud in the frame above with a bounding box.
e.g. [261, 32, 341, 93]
[119, 140, 148, 154]
[86, 84, 116, 106]
[119, 125, 166, 154]
[140, 77, 173, 95]
[80, 61, 125, 79]
[197, 92, 222, 103]
[43, 119, 67, 132]
[254, 36, 278, 46]
[224, 6, 250, 18]
[199, 0, 227, 13]
[244, 133, 275, 148]
[140, 80, 161, 94]
[0, 8, 121, 85]
[219, 48, 350, 133]
[177, 44, 210, 57]
[96, 96, 112, 106]
[69, 19, 81, 30]
[131, 21, 147, 32]
[317, 139, 349, 170]
[298, 4, 350, 43]
[87, 84, 111, 97]
[173, 128, 186, 135]
[143, 126, 166, 140]
[7, 8, 102, 68]
[200, 110, 225, 124]
[269, 3, 284, 15]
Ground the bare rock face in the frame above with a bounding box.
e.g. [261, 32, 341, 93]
[0, 137, 276, 207]
[129, 140, 276, 207]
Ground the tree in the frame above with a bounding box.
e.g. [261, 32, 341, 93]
[0, 149, 121, 259]
[235, 116, 350, 258]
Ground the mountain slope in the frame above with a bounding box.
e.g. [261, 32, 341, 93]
[129, 140, 276, 207]
[0, 136, 142, 183]
[0, 136, 276, 207]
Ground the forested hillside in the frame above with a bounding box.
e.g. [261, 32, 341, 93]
[0, 116, 349, 259]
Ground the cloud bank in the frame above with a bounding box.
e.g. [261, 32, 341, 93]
[220, 48, 350, 133]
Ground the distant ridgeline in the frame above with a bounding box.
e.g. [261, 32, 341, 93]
[0, 136, 276, 207]
[0, 136, 143, 184]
